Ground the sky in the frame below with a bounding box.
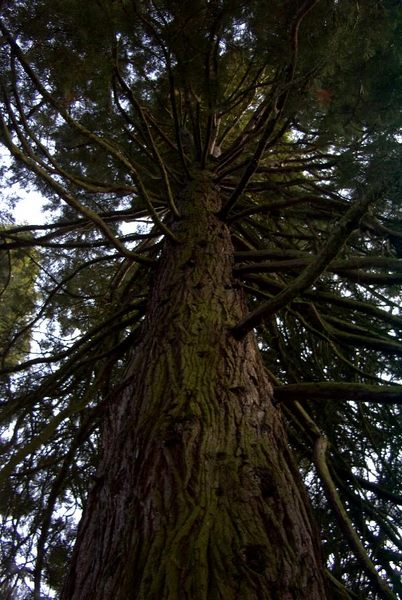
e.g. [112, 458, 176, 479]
[1, 149, 47, 225]
[10, 187, 46, 224]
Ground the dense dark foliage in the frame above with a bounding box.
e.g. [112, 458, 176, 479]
[0, 1, 401, 597]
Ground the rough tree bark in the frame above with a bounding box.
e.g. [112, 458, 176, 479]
[61, 172, 330, 599]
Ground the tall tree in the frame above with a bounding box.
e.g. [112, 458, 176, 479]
[0, 1, 401, 598]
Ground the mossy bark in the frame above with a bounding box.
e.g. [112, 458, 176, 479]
[62, 173, 330, 599]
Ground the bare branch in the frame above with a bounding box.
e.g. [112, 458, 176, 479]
[232, 190, 375, 338]
[275, 382, 402, 405]
[314, 437, 397, 600]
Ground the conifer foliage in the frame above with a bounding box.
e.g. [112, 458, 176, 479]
[0, 1, 401, 598]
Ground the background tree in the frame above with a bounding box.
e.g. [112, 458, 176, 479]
[0, 0, 401, 598]
[0, 231, 38, 370]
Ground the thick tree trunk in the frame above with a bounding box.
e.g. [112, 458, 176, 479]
[62, 173, 330, 599]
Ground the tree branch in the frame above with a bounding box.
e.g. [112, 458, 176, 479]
[231, 190, 375, 338]
[274, 382, 402, 404]
[314, 437, 397, 600]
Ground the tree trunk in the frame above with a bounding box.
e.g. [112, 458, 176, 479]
[62, 172, 330, 599]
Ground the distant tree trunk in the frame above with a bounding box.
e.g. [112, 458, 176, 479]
[62, 172, 329, 599]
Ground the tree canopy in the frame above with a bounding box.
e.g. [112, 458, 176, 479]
[0, 0, 401, 598]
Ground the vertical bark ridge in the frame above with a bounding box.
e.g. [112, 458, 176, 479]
[62, 172, 329, 599]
